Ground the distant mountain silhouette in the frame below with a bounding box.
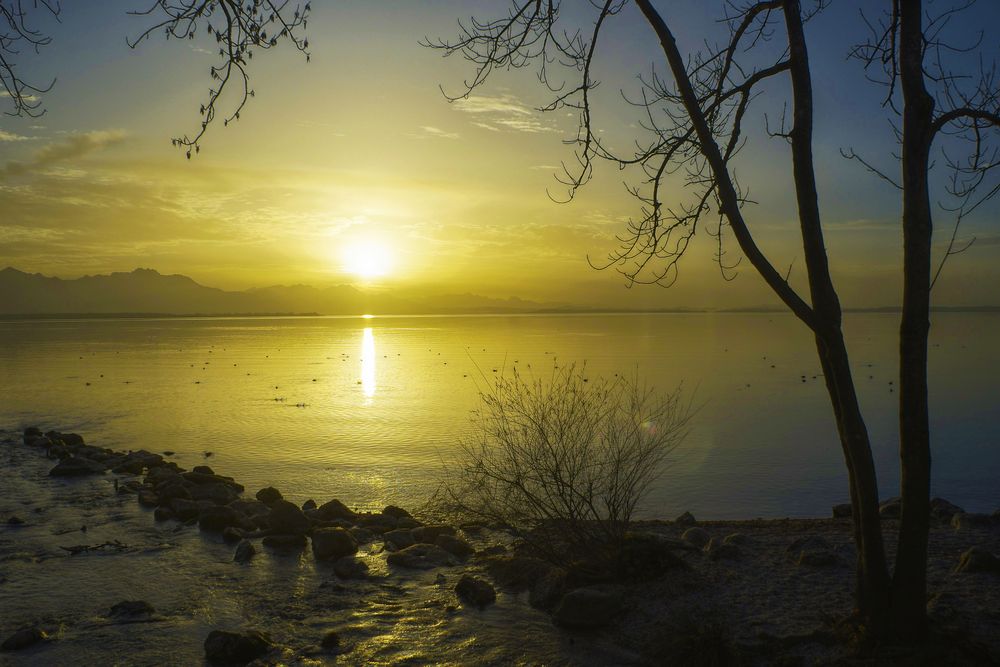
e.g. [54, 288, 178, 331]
[0, 267, 555, 316]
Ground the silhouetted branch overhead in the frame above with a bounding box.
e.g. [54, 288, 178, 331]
[0, 0, 60, 117]
[127, 0, 311, 157]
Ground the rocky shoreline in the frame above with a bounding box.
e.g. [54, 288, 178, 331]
[3, 427, 1000, 665]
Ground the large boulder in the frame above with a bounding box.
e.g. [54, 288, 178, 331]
[199, 506, 244, 532]
[383, 529, 416, 550]
[169, 498, 202, 522]
[234, 539, 256, 564]
[951, 512, 993, 531]
[333, 556, 369, 579]
[49, 457, 105, 476]
[455, 575, 496, 608]
[674, 511, 696, 526]
[382, 505, 412, 520]
[204, 630, 273, 665]
[930, 497, 965, 522]
[262, 534, 307, 551]
[436, 534, 474, 559]
[954, 547, 1000, 574]
[189, 483, 239, 505]
[311, 528, 358, 561]
[553, 588, 620, 629]
[681, 527, 711, 549]
[268, 500, 311, 535]
[528, 568, 567, 610]
[255, 487, 283, 506]
[411, 525, 456, 544]
[316, 499, 356, 522]
[386, 544, 456, 569]
[1, 627, 46, 651]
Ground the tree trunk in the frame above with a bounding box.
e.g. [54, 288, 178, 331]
[891, 0, 934, 638]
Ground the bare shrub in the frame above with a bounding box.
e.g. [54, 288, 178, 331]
[440, 363, 691, 568]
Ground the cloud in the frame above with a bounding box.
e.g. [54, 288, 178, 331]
[1, 129, 128, 179]
[0, 129, 33, 142]
[454, 94, 557, 134]
[418, 125, 460, 140]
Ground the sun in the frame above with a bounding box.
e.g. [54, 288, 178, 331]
[341, 240, 394, 280]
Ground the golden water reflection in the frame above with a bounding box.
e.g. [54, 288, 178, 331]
[361, 327, 376, 398]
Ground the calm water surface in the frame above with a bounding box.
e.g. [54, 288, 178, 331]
[2, 312, 998, 518]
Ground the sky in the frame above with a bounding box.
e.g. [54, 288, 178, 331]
[1, 0, 999, 309]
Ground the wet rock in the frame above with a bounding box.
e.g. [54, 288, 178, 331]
[832, 503, 853, 518]
[411, 524, 457, 544]
[234, 539, 256, 563]
[930, 497, 965, 522]
[1, 627, 46, 651]
[155, 480, 192, 503]
[553, 588, 620, 629]
[382, 505, 412, 520]
[333, 556, 369, 580]
[349, 527, 374, 544]
[222, 526, 245, 543]
[229, 499, 269, 519]
[436, 534, 474, 559]
[169, 498, 201, 521]
[22, 426, 42, 444]
[189, 482, 239, 505]
[954, 546, 1000, 574]
[312, 527, 358, 561]
[154, 507, 175, 522]
[255, 487, 283, 506]
[204, 629, 273, 665]
[681, 527, 711, 549]
[199, 506, 244, 532]
[116, 480, 143, 495]
[192, 465, 215, 475]
[674, 511, 696, 526]
[109, 600, 155, 620]
[386, 543, 456, 569]
[109, 451, 164, 475]
[49, 457, 105, 476]
[951, 512, 993, 531]
[529, 568, 567, 610]
[268, 500, 311, 535]
[262, 534, 307, 551]
[455, 575, 496, 608]
[484, 556, 553, 591]
[302, 499, 317, 511]
[316, 499, 356, 522]
[383, 528, 415, 550]
[138, 489, 159, 508]
[182, 471, 244, 492]
[879, 497, 901, 518]
[396, 517, 421, 529]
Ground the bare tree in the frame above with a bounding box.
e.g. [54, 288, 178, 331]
[427, 0, 1000, 640]
[0, 0, 310, 155]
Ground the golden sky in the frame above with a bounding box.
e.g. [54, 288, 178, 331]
[1, 1, 998, 309]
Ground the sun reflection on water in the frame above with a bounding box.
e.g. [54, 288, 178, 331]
[361, 327, 376, 398]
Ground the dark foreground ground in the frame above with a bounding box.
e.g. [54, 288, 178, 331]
[1, 428, 999, 666]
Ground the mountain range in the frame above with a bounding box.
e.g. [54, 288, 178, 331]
[0, 267, 556, 316]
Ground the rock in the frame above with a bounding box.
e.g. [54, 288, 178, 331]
[529, 568, 567, 610]
[154, 507, 175, 522]
[234, 539, 256, 563]
[383, 528, 415, 550]
[109, 600, 155, 620]
[832, 503, 853, 518]
[787, 535, 837, 567]
[951, 512, 993, 531]
[674, 511, 696, 526]
[222, 526, 245, 543]
[199, 506, 244, 532]
[192, 465, 215, 475]
[182, 471, 244, 492]
[954, 546, 1000, 574]
[382, 505, 412, 520]
[722, 533, 748, 546]
[155, 480, 192, 503]
[22, 426, 42, 444]
[681, 527, 711, 549]
[1, 627, 45, 651]
[312, 528, 358, 561]
[320, 630, 340, 652]
[411, 524, 456, 544]
[316, 499, 356, 522]
[302, 499, 317, 511]
[484, 556, 553, 591]
[262, 534, 307, 551]
[386, 543, 456, 569]
[204, 629, 273, 665]
[229, 499, 269, 519]
[705, 539, 741, 561]
[436, 534, 474, 559]
[169, 498, 201, 521]
[349, 527, 374, 544]
[879, 497, 901, 518]
[189, 483, 239, 505]
[614, 533, 687, 581]
[553, 588, 620, 629]
[49, 457, 105, 476]
[396, 517, 421, 529]
[930, 497, 965, 522]
[455, 575, 496, 608]
[7, 516, 24, 526]
[268, 500, 311, 535]
[333, 556, 369, 579]
[255, 487, 283, 506]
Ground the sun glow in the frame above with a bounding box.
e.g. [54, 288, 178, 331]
[341, 239, 394, 280]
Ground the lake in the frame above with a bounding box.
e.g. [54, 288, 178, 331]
[1, 312, 997, 518]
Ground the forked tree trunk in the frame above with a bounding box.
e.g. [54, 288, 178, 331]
[891, 0, 934, 637]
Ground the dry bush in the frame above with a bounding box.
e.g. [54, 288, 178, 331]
[440, 363, 691, 568]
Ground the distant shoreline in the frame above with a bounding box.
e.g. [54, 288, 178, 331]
[2, 305, 999, 320]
